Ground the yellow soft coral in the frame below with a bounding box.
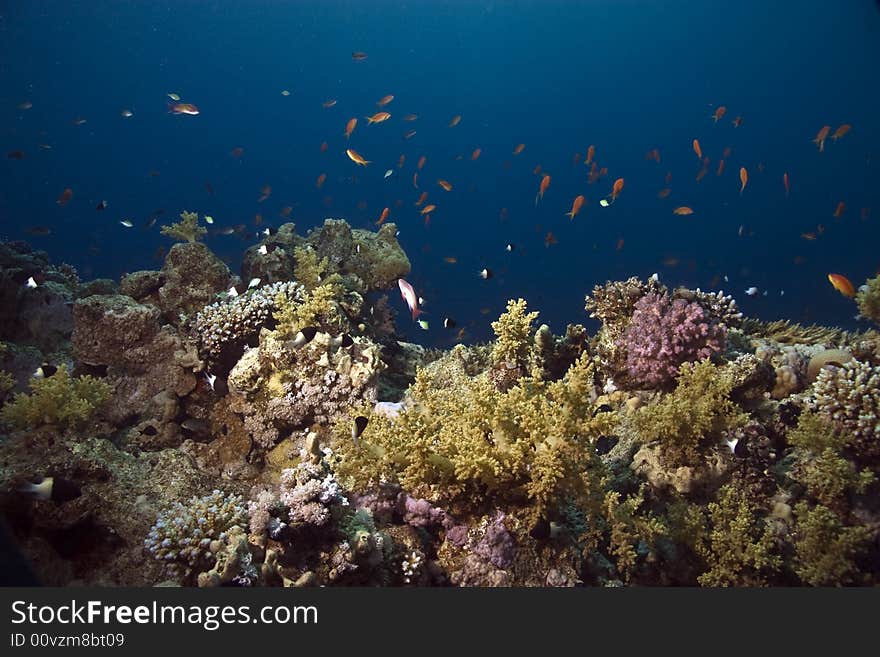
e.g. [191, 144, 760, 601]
[273, 280, 345, 337]
[160, 210, 207, 243]
[491, 298, 539, 368]
[334, 354, 610, 523]
[0, 365, 112, 432]
[293, 245, 329, 292]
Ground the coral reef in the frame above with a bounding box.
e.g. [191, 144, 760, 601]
[2, 223, 879, 588]
[856, 273, 880, 326]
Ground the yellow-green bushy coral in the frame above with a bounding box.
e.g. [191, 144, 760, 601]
[694, 483, 780, 587]
[0, 370, 15, 399]
[293, 245, 329, 292]
[334, 354, 611, 522]
[491, 299, 539, 367]
[160, 210, 207, 243]
[792, 502, 872, 586]
[856, 273, 880, 326]
[0, 365, 112, 432]
[788, 411, 875, 510]
[632, 359, 748, 467]
[273, 280, 345, 337]
[603, 487, 667, 583]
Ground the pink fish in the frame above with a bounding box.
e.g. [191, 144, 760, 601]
[397, 278, 424, 321]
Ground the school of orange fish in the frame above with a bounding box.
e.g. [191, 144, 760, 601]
[9, 53, 869, 336]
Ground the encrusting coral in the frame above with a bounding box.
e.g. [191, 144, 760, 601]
[0, 365, 111, 432]
[160, 210, 207, 243]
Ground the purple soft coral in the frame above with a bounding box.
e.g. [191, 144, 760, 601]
[619, 292, 726, 388]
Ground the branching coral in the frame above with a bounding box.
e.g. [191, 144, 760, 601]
[491, 299, 539, 367]
[602, 488, 667, 583]
[856, 273, 880, 326]
[632, 359, 748, 467]
[809, 359, 880, 461]
[618, 292, 727, 389]
[160, 210, 207, 243]
[144, 490, 248, 580]
[0, 365, 112, 432]
[672, 287, 743, 329]
[192, 281, 303, 361]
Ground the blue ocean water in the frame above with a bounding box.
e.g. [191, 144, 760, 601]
[1, 0, 878, 346]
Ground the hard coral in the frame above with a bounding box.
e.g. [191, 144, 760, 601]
[0, 365, 111, 432]
[160, 210, 207, 243]
[144, 489, 247, 581]
[618, 292, 726, 389]
[856, 273, 880, 326]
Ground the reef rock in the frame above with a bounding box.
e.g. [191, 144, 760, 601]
[158, 243, 232, 321]
[72, 294, 201, 427]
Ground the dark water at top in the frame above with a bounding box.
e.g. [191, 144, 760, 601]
[1, 0, 878, 345]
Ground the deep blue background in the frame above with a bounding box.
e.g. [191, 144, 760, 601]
[1, 0, 878, 346]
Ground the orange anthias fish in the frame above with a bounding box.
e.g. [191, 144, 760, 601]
[417, 155, 426, 170]
[375, 207, 390, 226]
[352, 51, 368, 61]
[814, 125, 831, 152]
[544, 231, 558, 247]
[470, 148, 481, 161]
[258, 185, 272, 202]
[513, 143, 525, 155]
[56, 187, 73, 206]
[344, 118, 357, 139]
[449, 114, 461, 127]
[739, 167, 748, 195]
[316, 173, 327, 188]
[420, 204, 436, 215]
[398, 154, 406, 169]
[403, 114, 418, 121]
[831, 124, 851, 141]
[711, 106, 727, 123]
[692, 139, 702, 159]
[833, 201, 846, 218]
[731, 116, 743, 128]
[783, 172, 790, 197]
[346, 149, 370, 166]
[566, 194, 585, 220]
[645, 148, 661, 163]
[366, 112, 391, 124]
[320, 141, 329, 153]
[610, 177, 624, 202]
[585, 145, 595, 165]
[535, 174, 551, 206]
[376, 94, 394, 107]
[716, 159, 725, 176]
[657, 188, 672, 199]
[827, 273, 855, 298]
[398, 278, 424, 320]
[673, 206, 694, 215]
[415, 191, 428, 206]
[437, 179, 453, 192]
[168, 102, 199, 115]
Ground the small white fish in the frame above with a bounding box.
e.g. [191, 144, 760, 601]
[25, 277, 38, 288]
[20, 477, 54, 501]
[649, 273, 660, 283]
[228, 286, 239, 297]
[745, 287, 758, 296]
[205, 215, 214, 224]
[599, 199, 610, 208]
[356, 244, 361, 253]
[120, 219, 134, 228]
[505, 243, 514, 252]
[258, 244, 268, 255]
[120, 109, 133, 118]
[724, 437, 739, 454]
[723, 275, 729, 283]
[248, 277, 261, 288]
[204, 372, 217, 391]
[417, 319, 429, 330]
[418, 296, 426, 306]
[384, 169, 393, 179]
[780, 290, 785, 296]
[262, 228, 272, 236]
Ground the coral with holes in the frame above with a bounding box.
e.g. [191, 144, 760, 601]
[618, 292, 727, 389]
